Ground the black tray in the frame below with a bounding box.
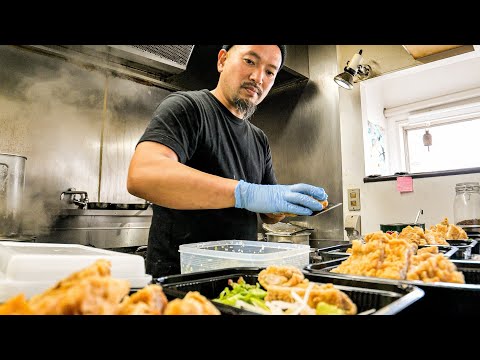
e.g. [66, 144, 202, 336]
[446, 239, 478, 259]
[315, 243, 459, 262]
[156, 267, 424, 315]
[305, 258, 480, 315]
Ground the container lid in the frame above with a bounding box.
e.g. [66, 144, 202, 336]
[455, 182, 480, 192]
[0, 241, 152, 301]
[179, 240, 310, 260]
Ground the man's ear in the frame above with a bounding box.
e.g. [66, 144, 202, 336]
[217, 49, 228, 72]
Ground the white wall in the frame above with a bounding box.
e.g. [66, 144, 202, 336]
[337, 45, 480, 235]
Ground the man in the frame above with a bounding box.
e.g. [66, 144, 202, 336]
[128, 45, 327, 277]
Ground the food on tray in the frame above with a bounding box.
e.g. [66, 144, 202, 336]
[214, 265, 357, 315]
[164, 291, 221, 315]
[393, 217, 467, 246]
[0, 259, 220, 315]
[331, 232, 465, 284]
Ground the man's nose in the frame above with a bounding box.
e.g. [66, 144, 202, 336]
[249, 67, 264, 85]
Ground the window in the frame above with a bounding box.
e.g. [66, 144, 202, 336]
[405, 117, 480, 172]
[388, 93, 480, 174]
[360, 50, 480, 178]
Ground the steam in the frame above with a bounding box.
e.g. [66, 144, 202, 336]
[0, 46, 166, 237]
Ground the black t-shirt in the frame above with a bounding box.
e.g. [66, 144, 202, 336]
[137, 89, 277, 277]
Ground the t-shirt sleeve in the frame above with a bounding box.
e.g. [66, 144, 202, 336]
[137, 93, 200, 164]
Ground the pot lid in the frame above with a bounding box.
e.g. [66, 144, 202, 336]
[262, 222, 314, 235]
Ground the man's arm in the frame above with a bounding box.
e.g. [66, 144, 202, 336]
[127, 141, 238, 209]
[128, 141, 328, 216]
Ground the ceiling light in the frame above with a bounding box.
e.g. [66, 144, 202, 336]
[334, 49, 371, 90]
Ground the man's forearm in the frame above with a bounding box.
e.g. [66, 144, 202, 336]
[128, 156, 238, 210]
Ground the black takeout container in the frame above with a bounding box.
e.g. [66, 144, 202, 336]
[156, 267, 424, 315]
[305, 258, 480, 315]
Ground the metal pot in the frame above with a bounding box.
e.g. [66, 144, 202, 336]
[0, 153, 27, 237]
[265, 231, 310, 245]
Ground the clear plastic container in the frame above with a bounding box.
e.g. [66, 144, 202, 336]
[454, 182, 480, 225]
[0, 241, 152, 301]
[179, 240, 310, 274]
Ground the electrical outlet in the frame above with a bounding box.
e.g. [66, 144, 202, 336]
[348, 188, 360, 211]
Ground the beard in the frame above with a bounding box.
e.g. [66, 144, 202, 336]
[233, 97, 257, 120]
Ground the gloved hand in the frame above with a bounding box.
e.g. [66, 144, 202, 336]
[234, 180, 328, 216]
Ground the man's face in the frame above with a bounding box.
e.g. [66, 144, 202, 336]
[218, 45, 282, 118]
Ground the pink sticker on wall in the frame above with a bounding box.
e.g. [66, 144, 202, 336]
[397, 176, 413, 192]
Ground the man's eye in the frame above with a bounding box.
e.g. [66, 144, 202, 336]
[244, 58, 254, 65]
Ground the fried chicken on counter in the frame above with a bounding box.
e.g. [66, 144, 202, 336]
[117, 284, 168, 315]
[398, 226, 429, 245]
[407, 252, 465, 283]
[265, 282, 357, 315]
[28, 259, 131, 315]
[331, 228, 466, 284]
[258, 265, 305, 289]
[258, 266, 357, 315]
[164, 291, 221, 315]
[397, 218, 467, 246]
[332, 234, 415, 280]
[0, 259, 222, 315]
[0, 294, 35, 315]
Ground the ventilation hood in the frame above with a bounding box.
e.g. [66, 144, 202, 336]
[77, 45, 195, 75]
[22, 45, 196, 89]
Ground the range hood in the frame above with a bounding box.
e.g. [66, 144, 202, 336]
[21, 45, 196, 90]
[77, 45, 195, 75]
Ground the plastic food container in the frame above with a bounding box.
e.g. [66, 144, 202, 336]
[156, 267, 424, 315]
[304, 258, 480, 315]
[179, 240, 310, 274]
[0, 241, 152, 302]
[380, 223, 425, 233]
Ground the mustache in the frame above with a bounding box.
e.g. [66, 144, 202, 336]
[241, 82, 262, 96]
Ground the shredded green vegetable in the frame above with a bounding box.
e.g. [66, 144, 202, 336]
[213, 277, 269, 311]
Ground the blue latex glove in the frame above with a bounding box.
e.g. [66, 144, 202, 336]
[234, 180, 328, 216]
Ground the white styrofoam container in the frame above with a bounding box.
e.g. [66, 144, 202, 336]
[179, 240, 310, 274]
[0, 241, 152, 302]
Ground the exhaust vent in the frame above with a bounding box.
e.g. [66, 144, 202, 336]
[105, 45, 195, 74]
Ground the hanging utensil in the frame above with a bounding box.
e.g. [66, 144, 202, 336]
[414, 209, 423, 224]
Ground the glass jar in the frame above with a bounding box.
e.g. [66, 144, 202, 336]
[454, 182, 480, 225]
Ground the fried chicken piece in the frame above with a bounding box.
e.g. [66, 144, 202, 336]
[27, 259, 130, 315]
[265, 282, 357, 315]
[28, 276, 130, 315]
[407, 253, 465, 283]
[417, 246, 439, 255]
[258, 265, 305, 290]
[398, 226, 429, 246]
[376, 238, 415, 280]
[280, 198, 328, 217]
[117, 284, 168, 315]
[446, 224, 468, 240]
[331, 238, 385, 278]
[424, 229, 449, 245]
[332, 235, 415, 280]
[164, 291, 220, 315]
[0, 294, 35, 315]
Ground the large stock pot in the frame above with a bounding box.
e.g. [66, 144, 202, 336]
[0, 153, 27, 237]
